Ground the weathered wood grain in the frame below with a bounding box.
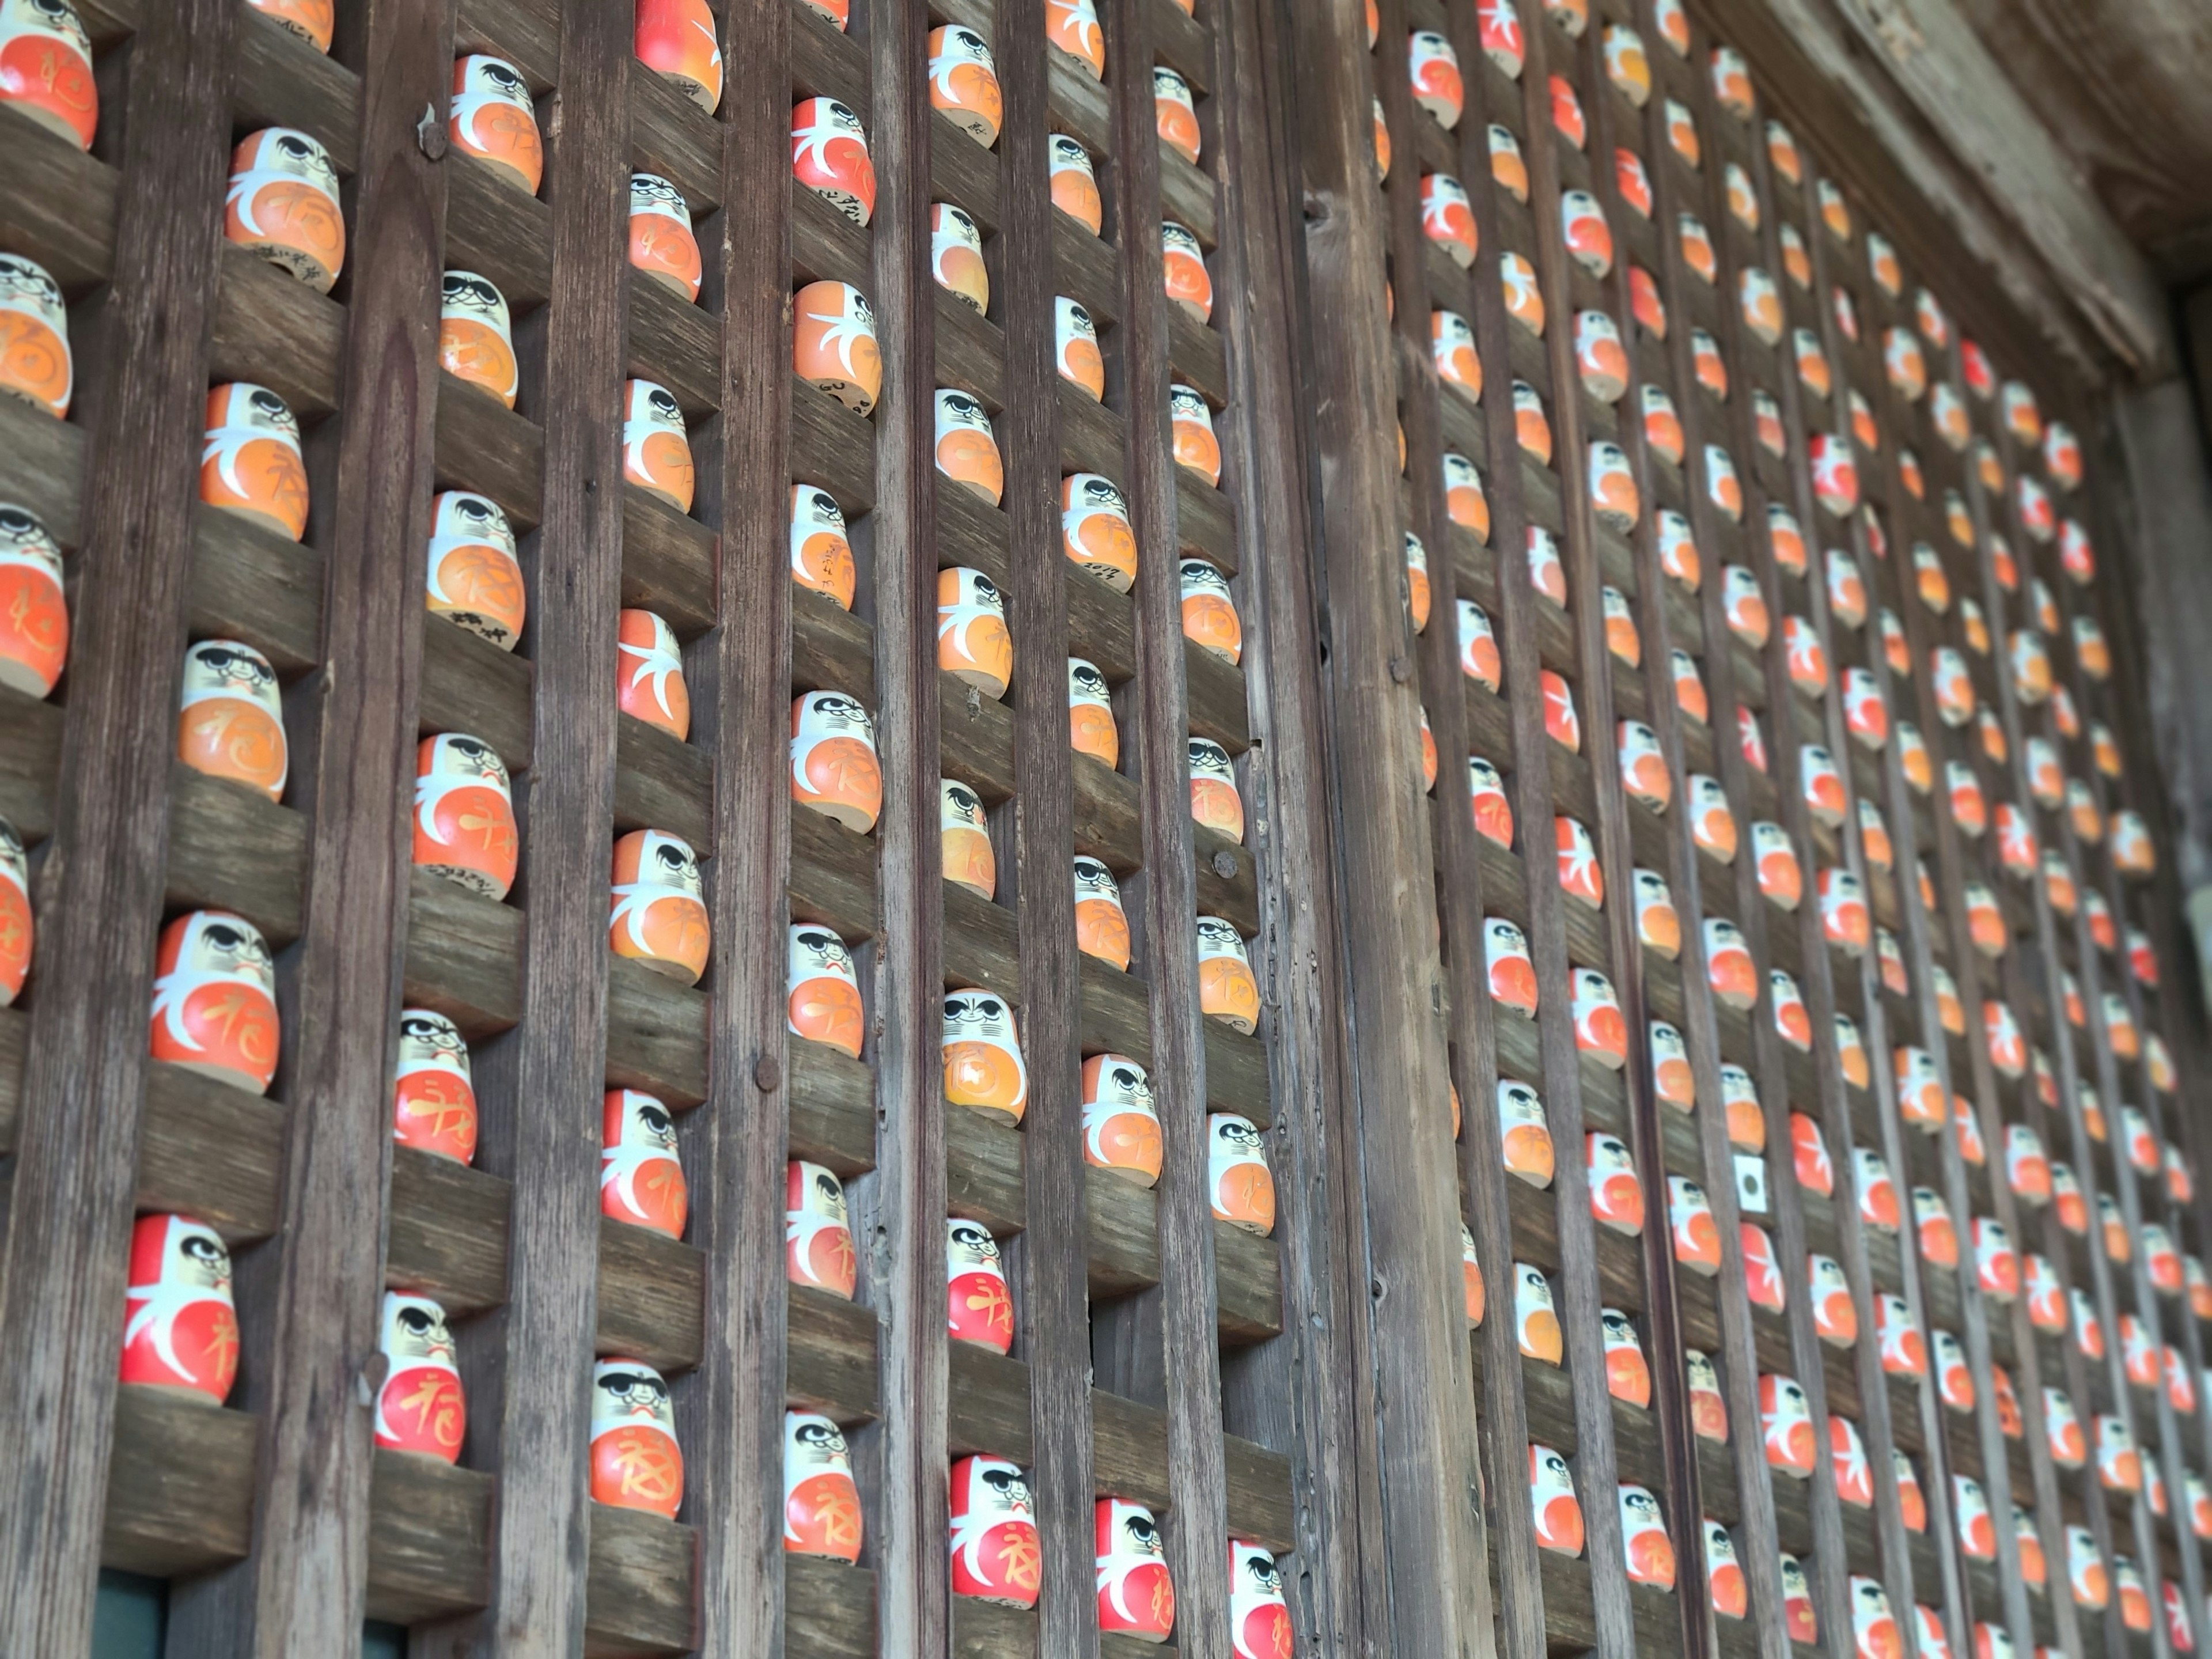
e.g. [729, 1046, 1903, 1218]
[365, 1452, 495, 1626]
[100, 1389, 259, 1581]
[581, 1503, 696, 1658]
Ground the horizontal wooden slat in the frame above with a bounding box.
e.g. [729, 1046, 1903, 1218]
[101, 1389, 257, 1580]
[365, 1451, 495, 1626]
[584, 1502, 695, 1657]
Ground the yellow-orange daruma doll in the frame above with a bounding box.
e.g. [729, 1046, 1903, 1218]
[1180, 558, 1241, 665]
[1188, 736, 1244, 841]
[1083, 1053, 1163, 1187]
[941, 777, 996, 900]
[791, 690, 883, 831]
[1047, 132, 1102, 234]
[0, 0, 97, 149]
[202, 382, 309, 541]
[1195, 915, 1258, 1033]
[787, 922, 864, 1057]
[1062, 472, 1137, 593]
[934, 389, 1003, 505]
[438, 270, 518, 408]
[790, 484, 856, 611]
[0, 252, 71, 418]
[1209, 1111, 1275, 1234]
[1155, 65, 1200, 163]
[177, 638, 287, 802]
[1055, 296, 1105, 402]
[1067, 657, 1119, 768]
[449, 55, 540, 194]
[617, 607, 690, 740]
[633, 0, 722, 114]
[938, 565, 1012, 698]
[425, 491, 526, 650]
[786, 1158, 857, 1297]
[943, 987, 1027, 1122]
[794, 279, 882, 415]
[609, 828, 710, 984]
[623, 378, 693, 512]
[629, 172, 701, 301]
[225, 127, 346, 292]
[1171, 382, 1220, 486]
[1073, 855, 1130, 970]
[930, 202, 988, 312]
[928, 24, 1002, 147]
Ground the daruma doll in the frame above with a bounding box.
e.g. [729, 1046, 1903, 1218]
[374, 1292, 463, 1462]
[1209, 1112, 1275, 1234]
[1831, 1418, 1873, 1509]
[784, 1412, 863, 1560]
[944, 987, 1027, 1122]
[1180, 558, 1240, 664]
[1048, 132, 1103, 234]
[938, 566, 1011, 697]
[1421, 172, 1476, 267]
[1741, 1222, 1784, 1310]
[0, 503, 66, 696]
[1497, 1078, 1552, 1187]
[623, 379, 692, 512]
[929, 25, 1002, 147]
[1791, 1111, 1832, 1194]
[1574, 309, 1626, 402]
[1064, 472, 1138, 592]
[1617, 719, 1668, 809]
[1619, 1486, 1674, 1590]
[1669, 1176, 1720, 1273]
[947, 1217, 1013, 1352]
[617, 608, 690, 739]
[1686, 1350, 1726, 1440]
[179, 638, 287, 801]
[1751, 820, 1800, 908]
[449, 55, 540, 194]
[602, 1088, 687, 1238]
[1407, 28, 1463, 127]
[1155, 64, 1199, 165]
[202, 382, 309, 540]
[1529, 1444, 1582, 1555]
[0, 252, 70, 417]
[392, 1007, 476, 1164]
[1433, 308, 1481, 398]
[1555, 815, 1601, 907]
[1405, 535, 1431, 635]
[1084, 1054, 1161, 1186]
[1168, 389, 1221, 486]
[931, 203, 988, 313]
[1189, 737, 1243, 840]
[438, 270, 517, 408]
[942, 778, 996, 900]
[792, 691, 882, 830]
[1230, 1542, 1291, 1659]
[1809, 1254, 1855, 1343]
[794, 280, 881, 415]
[1687, 775, 1736, 862]
[1196, 915, 1258, 1032]
[591, 1359, 682, 1517]
[787, 923, 863, 1056]
[1073, 854, 1130, 969]
[1760, 1373, 1816, 1476]
[1457, 599, 1499, 690]
[1601, 1311, 1649, 1403]
[950, 1456, 1040, 1606]
[1586, 1132, 1642, 1233]
[1469, 755, 1513, 847]
[119, 1213, 237, 1403]
[225, 128, 345, 291]
[1461, 1224, 1484, 1325]
[609, 828, 710, 984]
[426, 491, 525, 649]
[1068, 657, 1118, 767]
[629, 172, 700, 301]
[786, 1160, 857, 1297]
[1486, 917, 1537, 1018]
[1850, 1580, 1899, 1659]
[1633, 868, 1679, 957]
[1587, 441, 1638, 531]
[0, 816, 28, 1005]
[1096, 1498, 1175, 1642]
[412, 732, 518, 899]
[1650, 1020, 1693, 1109]
[1703, 917, 1755, 1009]
[1571, 968, 1627, 1066]
[1, 0, 96, 146]
[634, 0, 722, 113]
[1161, 221, 1212, 323]
[790, 484, 855, 611]
[791, 96, 874, 226]
[1055, 296, 1104, 400]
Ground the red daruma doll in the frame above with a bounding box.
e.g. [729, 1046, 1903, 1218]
[1231, 1541, 1291, 1658]
[0, 816, 28, 1005]
[1210, 1112, 1275, 1234]
[0, 0, 96, 147]
[784, 1410, 863, 1561]
[930, 25, 1003, 147]
[0, 253, 71, 418]
[591, 1359, 681, 1518]
[948, 1217, 1013, 1353]
[202, 382, 309, 540]
[225, 128, 345, 291]
[789, 923, 864, 1057]
[618, 608, 690, 739]
[944, 988, 1027, 1122]
[1084, 1054, 1163, 1187]
[414, 733, 518, 899]
[392, 1008, 477, 1164]
[951, 1456, 1041, 1607]
[1097, 1498, 1176, 1642]
[374, 1291, 463, 1462]
[634, 0, 722, 113]
[0, 503, 65, 698]
[151, 910, 279, 1094]
[792, 691, 884, 832]
[787, 1160, 858, 1298]
[610, 828, 710, 984]
[426, 491, 525, 650]
[791, 97, 874, 226]
[120, 1214, 238, 1403]
[602, 1088, 687, 1239]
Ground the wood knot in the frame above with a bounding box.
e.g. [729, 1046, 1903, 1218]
[753, 1056, 782, 1093]
[415, 103, 447, 161]
[1388, 655, 1411, 684]
[1211, 850, 1238, 879]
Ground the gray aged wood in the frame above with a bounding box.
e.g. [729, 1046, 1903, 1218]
[0, 2, 237, 1647]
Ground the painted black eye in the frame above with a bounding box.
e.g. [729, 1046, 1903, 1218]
[399, 1306, 434, 1335]
[649, 388, 681, 421]
[654, 844, 687, 872]
[639, 1104, 673, 1134]
[250, 388, 288, 419]
[0, 507, 35, 536]
[978, 998, 1002, 1019]
[278, 134, 313, 160]
[182, 1235, 222, 1264]
[484, 62, 525, 94]
[206, 922, 246, 950]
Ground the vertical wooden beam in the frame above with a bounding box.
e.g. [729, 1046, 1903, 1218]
[165, 0, 453, 1649]
[0, 1, 236, 1646]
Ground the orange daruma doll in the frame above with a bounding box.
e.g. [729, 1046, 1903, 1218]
[150, 910, 280, 1094]
[1069, 657, 1119, 767]
[790, 484, 856, 611]
[942, 778, 996, 900]
[939, 566, 1013, 698]
[0, 816, 29, 1006]
[791, 690, 883, 831]
[0, 503, 66, 696]
[623, 378, 693, 512]
[1210, 1111, 1275, 1234]
[0, 252, 71, 418]
[1196, 915, 1258, 1032]
[1162, 221, 1213, 323]
[929, 25, 1002, 146]
[610, 828, 710, 984]
[1156, 65, 1200, 163]
[202, 382, 309, 540]
[1056, 296, 1105, 400]
[785, 1411, 864, 1560]
[1181, 558, 1241, 664]
[931, 203, 989, 312]
[1049, 132, 1103, 233]
[439, 270, 517, 408]
[449, 55, 540, 194]
[795, 279, 882, 415]
[1074, 854, 1130, 969]
[426, 491, 525, 649]
[789, 922, 864, 1057]
[413, 732, 518, 899]
[1048, 0, 1105, 77]
[787, 1158, 857, 1296]
[603, 1087, 687, 1237]
[630, 172, 701, 301]
[791, 96, 875, 226]
[374, 1292, 464, 1462]
[1064, 472, 1138, 592]
[0, 0, 97, 149]
[618, 607, 690, 739]
[1190, 737, 1244, 840]
[179, 638, 287, 801]
[225, 127, 346, 291]
[591, 1358, 682, 1518]
[944, 987, 1027, 1122]
[935, 390, 1004, 504]
[1171, 383, 1221, 486]
[392, 1007, 476, 1164]
[119, 1213, 237, 1403]
[1084, 1054, 1163, 1186]
[634, 0, 722, 113]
